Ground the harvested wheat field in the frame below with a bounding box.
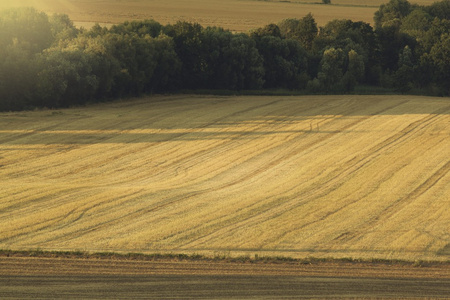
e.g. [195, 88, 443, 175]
[0, 0, 438, 31]
[0, 95, 449, 261]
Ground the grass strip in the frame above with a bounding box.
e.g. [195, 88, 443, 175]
[0, 249, 448, 267]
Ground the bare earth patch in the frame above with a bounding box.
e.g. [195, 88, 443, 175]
[0, 256, 449, 299]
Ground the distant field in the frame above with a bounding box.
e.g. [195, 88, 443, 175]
[0, 0, 439, 31]
[0, 95, 449, 261]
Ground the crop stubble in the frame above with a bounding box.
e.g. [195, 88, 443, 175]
[0, 0, 439, 32]
[0, 95, 449, 261]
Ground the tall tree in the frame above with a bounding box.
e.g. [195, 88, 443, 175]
[49, 13, 79, 43]
[255, 35, 308, 89]
[0, 7, 54, 54]
[0, 46, 39, 110]
[163, 21, 206, 89]
[278, 13, 318, 51]
[428, 33, 450, 95]
[36, 48, 98, 107]
[109, 19, 163, 38]
[315, 47, 345, 92]
[393, 45, 415, 92]
[425, 0, 450, 20]
[342, 49, 366, 91]
[250, 23, 282, 39]
[374, 0, 413, 29]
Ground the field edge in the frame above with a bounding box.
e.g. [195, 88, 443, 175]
[1, 249, 449, 267]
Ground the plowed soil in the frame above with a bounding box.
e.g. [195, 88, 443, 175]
[1, 256, 449, 299]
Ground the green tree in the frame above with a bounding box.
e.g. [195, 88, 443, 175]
[0, 7, 54, 54]
[148, 35, 181, 92]
[425, 0, 450, 20]
[374, 0, 413, 29]
[417, 18, 450, 54]
[428, 33, 450, 95]
[109, 19, 163, 38]
[226, 34, 265, 90]
[49, 13, 79, 43]
[312, 47, 345, 92]
[393, 45, 415, 93]
[106, 33, 165, 95]
[375, 19, 415, 72]
[342, 49, 366, 91]
[163, 21, 206, 89]
[0, 45, 39, 110]
[255, 36, 308, 89]
[36, 48, 98, 107]
[250, 23, 282, 39]
[75, 34, 122, 98]
[312, 19, 377, 84]
[278, 13, 318, 51]
[203, 28, 264, 90]
[401, 8, 432, 35]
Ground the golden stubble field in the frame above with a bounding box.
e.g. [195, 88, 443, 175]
[0, 95, 449, 261]
[0, 0, 439, 31]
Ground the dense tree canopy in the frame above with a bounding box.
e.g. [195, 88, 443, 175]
[0, 0, 449, 111]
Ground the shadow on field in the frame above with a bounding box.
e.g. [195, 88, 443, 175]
[0, 129, 375, 145]
[0, 96, 449, 145]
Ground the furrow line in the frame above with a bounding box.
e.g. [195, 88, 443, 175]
[176, 104, 445, 249]
[256, 114, 449, 247]
[358, 160, 450, 234]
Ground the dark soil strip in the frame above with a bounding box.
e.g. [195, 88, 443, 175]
[1, 255, 449, 299]
[1, 274, 450, 299]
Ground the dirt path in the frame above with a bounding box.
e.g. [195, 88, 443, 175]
[1, 257, 449, 299]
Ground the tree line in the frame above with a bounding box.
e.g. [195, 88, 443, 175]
[0, 0, 449, 111]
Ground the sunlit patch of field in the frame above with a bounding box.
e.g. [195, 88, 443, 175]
[0, 95, 449, 261]
[0, 0, 437, 31]
[262, 0, 436, 5]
